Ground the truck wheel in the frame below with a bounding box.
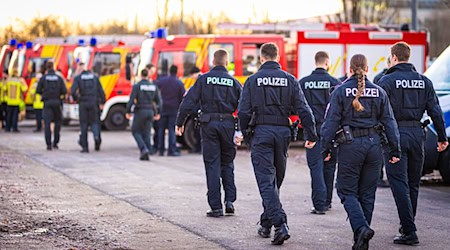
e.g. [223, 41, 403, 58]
[438, 147, 450, 185]
[182, 117, 198, 150]
[104, 105, 128, 131]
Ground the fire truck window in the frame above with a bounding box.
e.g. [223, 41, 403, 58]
[242, 43, 261, 76]
[157, 51, 196, 77]
[28, 58, 48, 78]
[3, 52, 12, 74]
[208, 44, 234, 75]
[93, 53, 121, 76]
[127, 52, 140, 76]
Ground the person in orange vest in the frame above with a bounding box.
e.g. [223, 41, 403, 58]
[30, 69, 45, 132]
[5, 68, 27, 132]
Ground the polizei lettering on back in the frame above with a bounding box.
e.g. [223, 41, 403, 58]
[257, 77, 288, 87]
[345, 88, 380, 97]
[81, 74, 95, 80]
[140, 85, 156, 91]
[395, 79, 425, 89]
[206, 77, 234, 87]
[304, 81, 331, 89]
[45, 75, 59, 81]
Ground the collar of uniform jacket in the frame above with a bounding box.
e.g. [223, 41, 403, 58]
[386, 62, 417, 74]
[259, 61, 281, 70]
[312, 68, 328, 74]
[211, 65, 228, 72]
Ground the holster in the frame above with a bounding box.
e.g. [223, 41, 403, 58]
[335, 125, 354, 144]
[244, 112, 257, 145]
[193, 110, 202, 129]
[290, 119, 300, 142]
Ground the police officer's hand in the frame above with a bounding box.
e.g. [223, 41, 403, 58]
[176, 126, 184, 136]
[324, 153, 332, 162]
[154, 114, 161, 121]
[389, 157, 400, 164]
[437, 141, 449, 152]
[304, 140, 316, 149]
[125, 113, 132, 120]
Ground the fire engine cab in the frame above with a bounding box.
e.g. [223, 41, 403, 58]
[0, 39, 17, 80]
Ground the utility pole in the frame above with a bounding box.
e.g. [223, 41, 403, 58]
[412, 0, 419, 31]
[179, 0, 186, 34]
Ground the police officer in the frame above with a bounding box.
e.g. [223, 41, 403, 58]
[4, 68, 27, 132]
[321, 54, 400, 250]
[378, 42, 448, 245]
[36, 61, 67, 150]
[299, 51, 341, 214]
[176, 49, 241, 218]
[71, 62, 106, 153]
[373, 56, 393, 188]
[126, 66, 161, 161]
[238, 42, 317, 245]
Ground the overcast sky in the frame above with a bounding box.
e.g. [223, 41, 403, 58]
[1, 0, 342, 28]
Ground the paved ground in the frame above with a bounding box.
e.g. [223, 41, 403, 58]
[1, 122, 450, 249]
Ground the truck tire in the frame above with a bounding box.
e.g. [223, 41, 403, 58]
[438, 147, 450, 185]
[104, 105, 128, 131]
[182, 117, 198, 150]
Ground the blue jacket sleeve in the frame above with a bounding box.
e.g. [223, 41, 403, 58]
[71, 77, 79, 101]
[379, 90, 401, 157]
[238, 78, 252, 132]
[293, 80, 317, 141]
[425, 77, 447, 142]
[176, 76, 202, 126]
[320, 89, 342, 151]
[97, 77, 106, 104]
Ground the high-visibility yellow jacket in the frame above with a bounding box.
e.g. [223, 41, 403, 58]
[0, 80, 5, 104]
[6, 77, 28, 106]
[30, 81, 43, 109]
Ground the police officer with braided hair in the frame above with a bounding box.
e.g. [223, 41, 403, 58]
[238, 42, 318, 245]
[299, 51, 341, 214]
[126, 67, 162, 161]
[378, 42, 448, 245]
[321, 54, 400, 250]
[176, 48, 241, 218]
[36, 61, 67, 150]
[71, 62, 105, 153]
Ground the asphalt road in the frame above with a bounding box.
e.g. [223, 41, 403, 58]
[1, 123, 450, 250]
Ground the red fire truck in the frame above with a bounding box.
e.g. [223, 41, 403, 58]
[63, 37, 144, 130]
[7, 41, 77, 116]
[0, 40, 17, 80]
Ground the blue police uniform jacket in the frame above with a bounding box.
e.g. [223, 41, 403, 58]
[126, 79, 162, 114]
[320, 76, 401, 156]
[176, 65, 241, 126]
[372, 68, 388, 85]
[238, 61, 318, 141]
[378, 63, 447, 142]
[71, 71, 106, 104]
[299, 68, 341, 130]
[36, 70, 67, 101]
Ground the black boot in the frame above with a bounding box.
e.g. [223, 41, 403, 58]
[206, 209, 223, 217]
[140, 148, 150, 161]
[353, 226, 374, 250]
[257, 225, 271, 238]
[271, 223, 290, 245]
[95, 139, 101, 151]
[394, 231, 419, 245]
[225, 201, 234, 215]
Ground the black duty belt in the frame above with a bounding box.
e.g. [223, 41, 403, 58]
[352, 127, 378, 138]
[397, 120, 422, 128]
[135, 104, 153, 109]
[204, 113, 234, 121]
[256, 115, 290, 127]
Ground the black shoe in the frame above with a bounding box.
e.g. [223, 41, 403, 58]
[225, 201, 234, 215]
[206, 209, 223, 217]
[310, 207, 326, 215]
[12, 129, 20, 133]
[377, 179, 390, 188]
[33, 129, 41, 133]
[95, 140, 101, 151]
[258, 225, 271, 238]
[353, 226, 374, 250]
[394, 232, 419, 245]
[168, 151, 181, 157]
[158, 151, 164, 156]
[140, 151, 150, 161]
[47, 145, 52, 151]
[80, 148, 89, 153]
[271, 223, 290, 245]
[53, 144, 58, 150]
